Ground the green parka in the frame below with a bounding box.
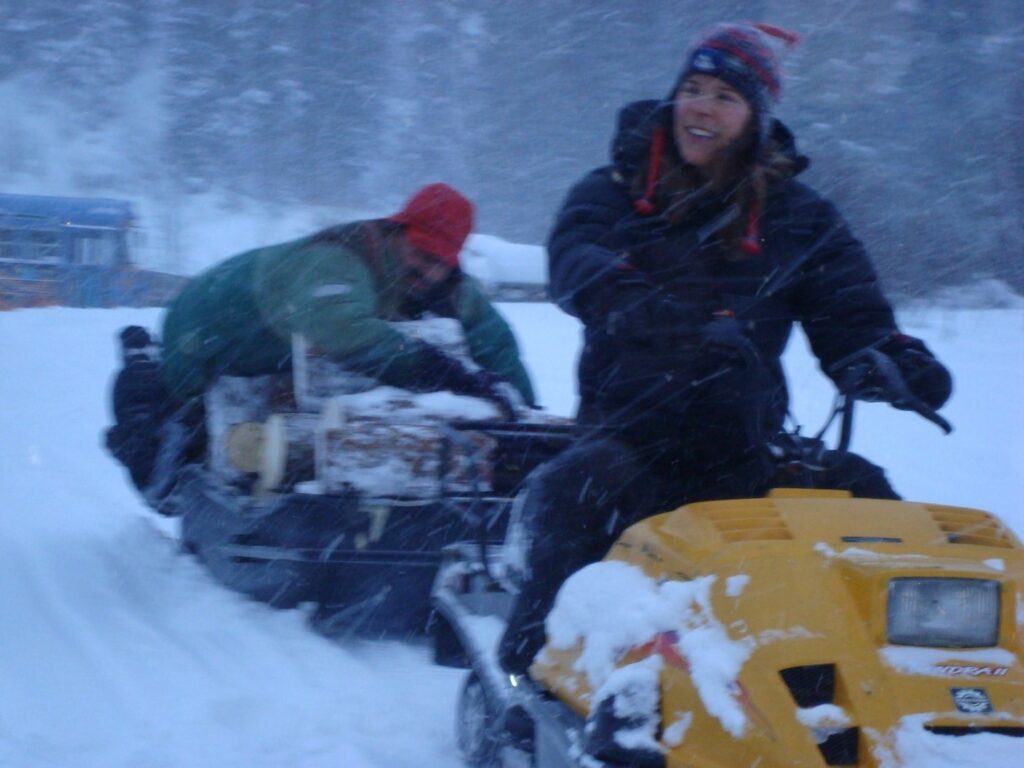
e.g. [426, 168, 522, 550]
[159, 222, 536, 405]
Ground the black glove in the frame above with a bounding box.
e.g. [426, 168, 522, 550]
[879, 334, 952, 410]
[699, 313, 759, 368]
[412, 343, 488, 393]
[832, 334, 951, 411]
[832, 342, 954, 435]
[413, 344, 519, 419]
[589, 273, 702, 344]
[467, 371, 522, 421]
[447, 369, 519, 421]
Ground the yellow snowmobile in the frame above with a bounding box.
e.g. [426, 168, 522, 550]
[431, 393, 1023, 768]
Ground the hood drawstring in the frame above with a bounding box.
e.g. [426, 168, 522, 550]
[634, 123, 764, 256]
[741, 183, 762, 255]
[633, 126, 666, 216]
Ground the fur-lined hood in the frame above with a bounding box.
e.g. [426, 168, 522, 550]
[607, 99, 810, 251]
[610, 99, 809, 202]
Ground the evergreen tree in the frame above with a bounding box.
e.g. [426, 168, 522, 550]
[0, 0, 1020, 295]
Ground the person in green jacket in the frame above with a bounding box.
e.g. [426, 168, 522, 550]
[159, 183, 536, 412]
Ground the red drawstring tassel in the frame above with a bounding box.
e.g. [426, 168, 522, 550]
[634, 121, 764, 256]
[633, 199, 655, 216]
[739, 162, 765, 256]
[633, 126, 665, 216]
[740, 196, 762, 255]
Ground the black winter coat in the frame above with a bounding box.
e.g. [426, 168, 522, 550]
[548, 100, 900, 460]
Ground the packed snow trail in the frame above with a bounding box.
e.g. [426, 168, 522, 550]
[0, 303, 1021, 767]
[1, 519, 465, 767]
[0, 309, 472, 768]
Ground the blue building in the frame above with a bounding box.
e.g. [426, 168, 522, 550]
[0, 193, 186, 309]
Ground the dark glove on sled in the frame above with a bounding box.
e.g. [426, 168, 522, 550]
[413, 344, 519, 418]
[469, 372, 522, 421]
[879, 334, 952, 410]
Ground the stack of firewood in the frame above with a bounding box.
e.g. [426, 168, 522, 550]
[204, 318, 513, 497]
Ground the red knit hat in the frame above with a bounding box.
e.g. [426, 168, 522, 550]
[387, 183, 474, 267]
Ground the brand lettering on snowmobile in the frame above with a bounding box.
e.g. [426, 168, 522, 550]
[951, 688, 992, 714]
[935, 665, 1009, 677]
[840, 535, 903, 543]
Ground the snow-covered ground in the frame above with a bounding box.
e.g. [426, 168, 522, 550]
[0, 298, 1021, 767]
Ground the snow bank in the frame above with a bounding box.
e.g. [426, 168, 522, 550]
[0, 307, 465, 768]
[0, 300, 1020, 767]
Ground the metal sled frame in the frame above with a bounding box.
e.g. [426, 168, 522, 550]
[177, 420, 576, 636]
[431, 541, 605, 768]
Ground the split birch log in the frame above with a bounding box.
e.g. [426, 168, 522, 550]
[316, 420, 497, 498]
[259, 412, 319, 491]
[315, 387, 504, 497]
[225, 422, 265, 474]
[205, 373, 292, 483]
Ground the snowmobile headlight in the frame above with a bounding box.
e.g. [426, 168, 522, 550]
[886, 577, 1000, 647]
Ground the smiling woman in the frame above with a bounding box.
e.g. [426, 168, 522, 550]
[672, 74, 752, 179]
[497, 20, 955, 680]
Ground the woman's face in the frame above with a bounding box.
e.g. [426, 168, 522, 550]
[673, 74, 753, 175]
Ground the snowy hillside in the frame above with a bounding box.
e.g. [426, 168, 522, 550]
[0, 300, 1021, 767]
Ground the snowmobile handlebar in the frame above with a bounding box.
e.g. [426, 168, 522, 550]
[772, 389, 951, 484]
[834, 348, 952, 436]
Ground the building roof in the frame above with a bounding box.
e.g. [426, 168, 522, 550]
[0, 194, 134, 230]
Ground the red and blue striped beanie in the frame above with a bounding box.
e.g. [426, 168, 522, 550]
[676, 23, 799, 148]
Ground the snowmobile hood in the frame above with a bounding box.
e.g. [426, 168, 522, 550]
[531, 491, 1024, 768]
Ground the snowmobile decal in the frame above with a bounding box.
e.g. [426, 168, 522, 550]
[951, 688, 993, 714]
[625, 631, 689, 671]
